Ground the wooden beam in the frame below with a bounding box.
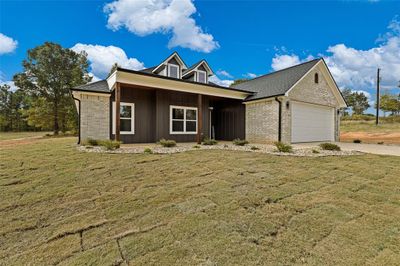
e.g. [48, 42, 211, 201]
[197, 94, 203, 144]
[115, 82, 121, 141]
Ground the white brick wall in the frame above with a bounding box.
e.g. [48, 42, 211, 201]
[245, 100, 279, 143]
[80, 94, 110, 140]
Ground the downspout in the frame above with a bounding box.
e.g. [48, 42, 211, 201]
[71, 93, 81, 145]
[274, 97, 282, 142]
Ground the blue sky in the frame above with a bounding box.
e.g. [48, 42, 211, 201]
[1, 0, 399, 113]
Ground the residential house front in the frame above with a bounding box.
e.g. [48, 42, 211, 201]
[71, 52, 347, 144]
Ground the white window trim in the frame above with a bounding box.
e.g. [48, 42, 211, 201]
[169, 105, 198, 135]
[196, 70, 207, 83]
[112, 102, 135, 135]
[167, 63, 180, 79]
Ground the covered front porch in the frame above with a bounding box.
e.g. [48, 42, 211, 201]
[112, 82, 245, 144]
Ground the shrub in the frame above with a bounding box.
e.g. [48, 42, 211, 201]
[233, 139, 249, 146]
[312, 149, 320, 154]
[250, 146, 259, 150]
[353, 139, 362, 143]
[82, 138, 99, 146]
[202, 138, 218, 145]
[274, 141, 292, 153]
[143, 147, 153, 154]
[192, 145, 200, 149]
[158, 139, 176, 147]
[223, 144, 229, 148]
[377, 141, 384, 145]
[319, 143, 341, 151]
[99, 140, 121, 150]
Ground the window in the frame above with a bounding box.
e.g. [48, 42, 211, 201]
[314, 73, 319, 84]
[197, 70, 207, 83]
[112, 102, 135, 134]
[170, 106, 197, 134]
[168, 64, 179, 79]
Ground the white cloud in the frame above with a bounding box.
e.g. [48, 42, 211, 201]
[71, 43, 145, 79]
[104, 0, 219, 53]
[209, 75, 233, 87]
[245, 73, 258, 79]
[270, 17, 400, 92]
[271, 54, 301, 71]
[217, 70, 233, 78]
[0, 33, 18, 55]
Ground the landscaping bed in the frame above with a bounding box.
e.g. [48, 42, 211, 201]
[78, 142, 362, 157]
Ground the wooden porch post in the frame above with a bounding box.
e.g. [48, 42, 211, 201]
[115, 82, 121, 141]
[197, 94, 203, 144]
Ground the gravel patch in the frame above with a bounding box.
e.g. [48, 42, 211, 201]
[77, 143, 363, 157]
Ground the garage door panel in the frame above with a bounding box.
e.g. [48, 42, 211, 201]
[291, 102, 334, 143]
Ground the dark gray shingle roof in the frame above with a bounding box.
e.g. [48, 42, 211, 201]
[140, 66, 157, 73]
[233, 59, 321, 101]
[72, 80, 110, 93]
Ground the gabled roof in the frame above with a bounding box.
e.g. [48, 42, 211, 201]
[233, 59, 321, 101]
[152, 52, 188, 73]
[72, 80, 110, 94]
[183, 60, 214, 77]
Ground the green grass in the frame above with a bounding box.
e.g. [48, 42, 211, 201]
[341, 120, 400, 133]
[0, 131, 51, 141]
[1, 138, 400, 265]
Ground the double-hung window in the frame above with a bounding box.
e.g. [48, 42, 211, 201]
[112, 102, 135, 134]
[197, 70, 207, 83]
[168, 64, 179, 79]
[170, 106, 197, 134]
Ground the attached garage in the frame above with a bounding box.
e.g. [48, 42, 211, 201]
[291, 101, 335, 143]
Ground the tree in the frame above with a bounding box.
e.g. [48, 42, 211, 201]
[0, 84, 30, 131]
[230, 79, 249, 87]
[378, 93, 400, 116]
[13, 42, 91, 134]
[341, 89, 370, 115]
[108, 63, 119, 77]
[341, 88, 353, 116]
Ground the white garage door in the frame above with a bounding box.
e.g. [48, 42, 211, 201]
[291, 101, 334, 143]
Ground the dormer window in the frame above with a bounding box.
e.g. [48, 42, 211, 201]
[168, 64, 179, 79]
[197, 70, 207, 83]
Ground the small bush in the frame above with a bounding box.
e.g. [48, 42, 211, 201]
[274, 141, 292, 153]
[223, 144, 229, 148]
[202, 138, 218, 145]
[353, 139, 362, 143]
[143, 147, 153, 154]
[158, 139, 176, 147]
[192, 145, 200, 149]
[233, 139, 249, 146]
[82, 138, 99, 146]
[319, 143, 341, 151]
[250, 146, 259, 151]
[99, 140, 121, 150]
[377, 141, 384, 145]
[312, 149, 320, 154]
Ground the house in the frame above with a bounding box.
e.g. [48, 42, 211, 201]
[71, 52, 347, 144]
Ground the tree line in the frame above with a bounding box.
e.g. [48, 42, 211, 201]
[1, 43, 399, 133]
[1, 42, 91, 133]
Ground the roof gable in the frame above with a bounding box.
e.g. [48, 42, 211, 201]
[152, 52, 188, 73]
[183, 60, 214, 77]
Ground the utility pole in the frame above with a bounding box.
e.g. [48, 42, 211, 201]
[376, 68, 380, 125]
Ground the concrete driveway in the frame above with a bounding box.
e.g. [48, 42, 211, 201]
[293, 142, 400, 156]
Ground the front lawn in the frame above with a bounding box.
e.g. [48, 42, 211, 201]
[1, 138, 399, 265]
[0, 131, 51, 141]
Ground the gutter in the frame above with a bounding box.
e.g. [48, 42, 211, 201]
[274, 97, 282, 142]
[71, 93, 81, 144]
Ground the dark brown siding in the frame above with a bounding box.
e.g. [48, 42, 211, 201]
[155, 90, 209, 142]
[111, 86, 156, 143]
[110, 85, 244, 143]
[211, 99, 245, 140]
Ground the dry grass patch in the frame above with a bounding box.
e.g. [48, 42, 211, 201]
[1, 137, 400, 265]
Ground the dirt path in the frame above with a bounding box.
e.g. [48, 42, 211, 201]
[340, 131, 400, 144]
